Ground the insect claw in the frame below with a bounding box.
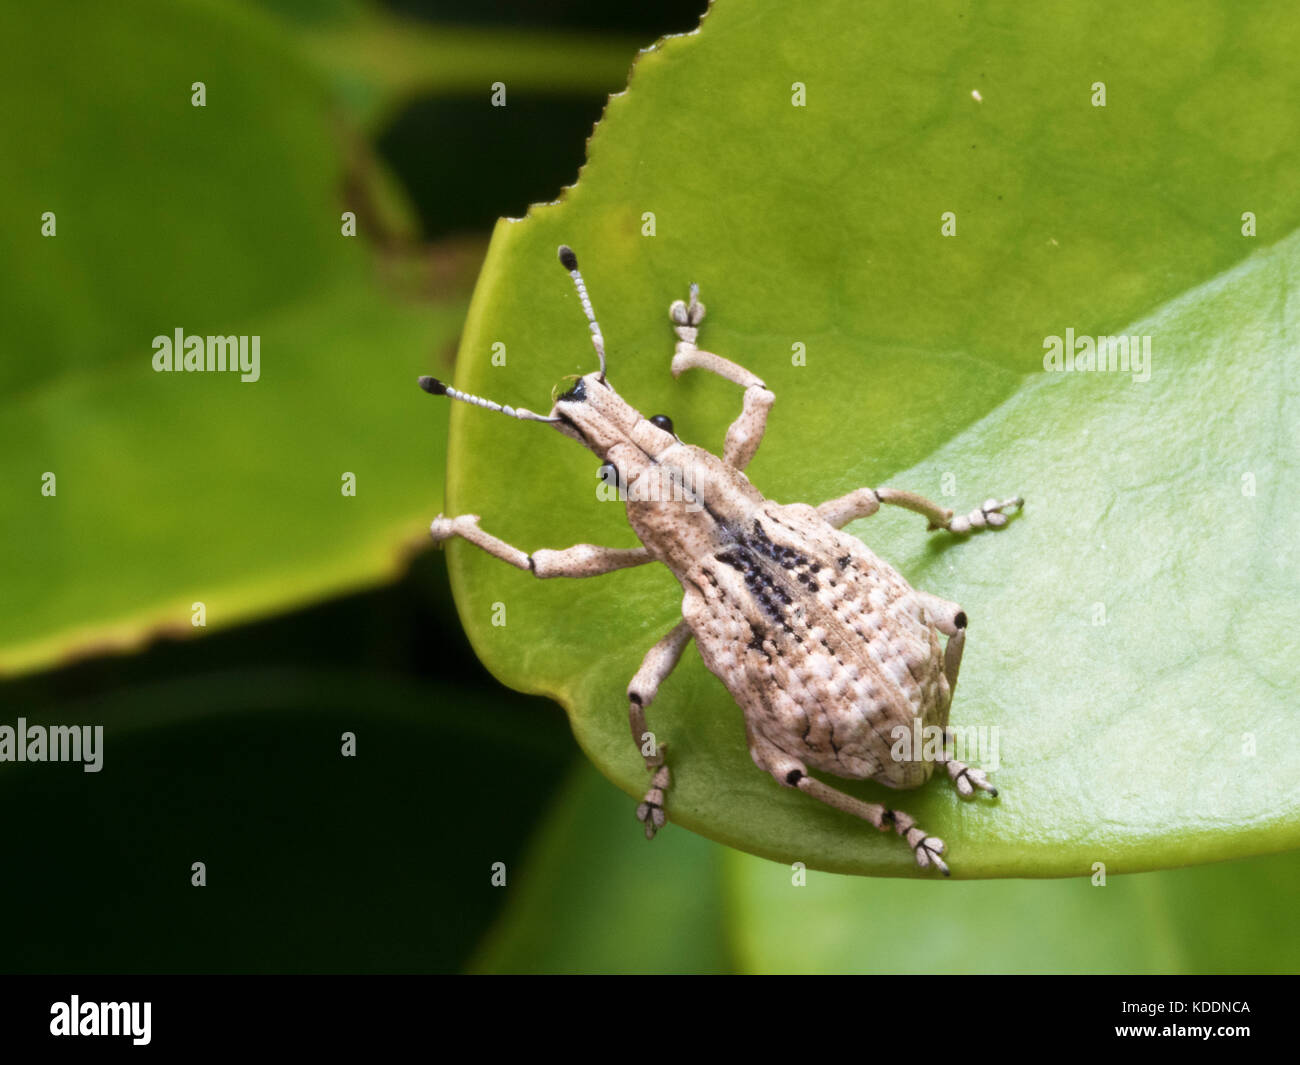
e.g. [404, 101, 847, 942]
[945, 494, 1023, 535]
[911, 833, 948, 875]
[636, 800, 666, 839]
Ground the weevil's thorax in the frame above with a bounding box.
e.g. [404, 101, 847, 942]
[621, 443, 764, 576]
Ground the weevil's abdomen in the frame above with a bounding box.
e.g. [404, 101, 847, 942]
[680, 501, 950, 789]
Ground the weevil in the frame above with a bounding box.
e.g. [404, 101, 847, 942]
[419, 246, 1022, 875]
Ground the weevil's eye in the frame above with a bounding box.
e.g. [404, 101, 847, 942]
[650, 413, 674, 434]
[597, 462, 621, 488]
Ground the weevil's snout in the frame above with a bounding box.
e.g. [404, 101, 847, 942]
[549, 371, 633, 456]
[549, 371, 680, 466]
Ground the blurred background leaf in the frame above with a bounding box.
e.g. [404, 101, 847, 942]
[0, 555, 573, 972]
[471, 761, 732, 974]
[0, 0, 470, 674]
[0, 0, 707, 675]
[295, 2, 646, 133]
[726, 846, 1300, 974]
[0, 0, 721, 975]
[445, 0, 1300, 877]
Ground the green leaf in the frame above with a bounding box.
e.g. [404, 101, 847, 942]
[726, 846, 1300, 973]
[444, 0, 1300, 876]
[296, 6, 647, 132]
[0, 0, 466, 674]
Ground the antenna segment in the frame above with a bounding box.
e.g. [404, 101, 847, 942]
[417, 376, 558, 423]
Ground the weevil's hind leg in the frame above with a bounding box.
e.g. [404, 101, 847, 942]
[912, 591, 997, 799]
[430, 513, 651, 577]
[627, 620, 694, 838]
[748, 730, 949, 875]
[816, 487, 1024, 534]
[668, 286, 775, 471]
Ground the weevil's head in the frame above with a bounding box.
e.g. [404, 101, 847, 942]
[546, 371, 678, 467]
[418, 245, 681, 476]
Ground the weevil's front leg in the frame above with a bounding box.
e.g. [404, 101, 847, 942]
[816, 486, 1023, 535]
[668, 285, 775, 471]
[748, 730, 949, 875]
[430, 514, 650, 577]
[627, 620, 693, 839]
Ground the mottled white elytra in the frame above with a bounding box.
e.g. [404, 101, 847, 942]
[420, 246, 1022, 874]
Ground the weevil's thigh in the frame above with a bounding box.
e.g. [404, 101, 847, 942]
[913, 590, 967, 699]
[914, 590, 966, 636]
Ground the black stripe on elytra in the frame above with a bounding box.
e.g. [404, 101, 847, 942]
[716, 547, 793, 626]
[742, 521, 819, 591]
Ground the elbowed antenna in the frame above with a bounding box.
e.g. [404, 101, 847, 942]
[557, 245, 607, 381]
[417, 376, 558, 423]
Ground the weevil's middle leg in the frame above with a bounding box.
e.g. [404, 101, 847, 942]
[668, 285, 775, 471]
[627, 620, 693, 839]
[748, 730, 950, 875]
[816, 486, 1023, 534]
[430, 514, 651, 577]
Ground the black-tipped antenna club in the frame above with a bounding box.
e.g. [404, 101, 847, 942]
[416, 374, 557, 423]
[557, 244, 607, 380]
